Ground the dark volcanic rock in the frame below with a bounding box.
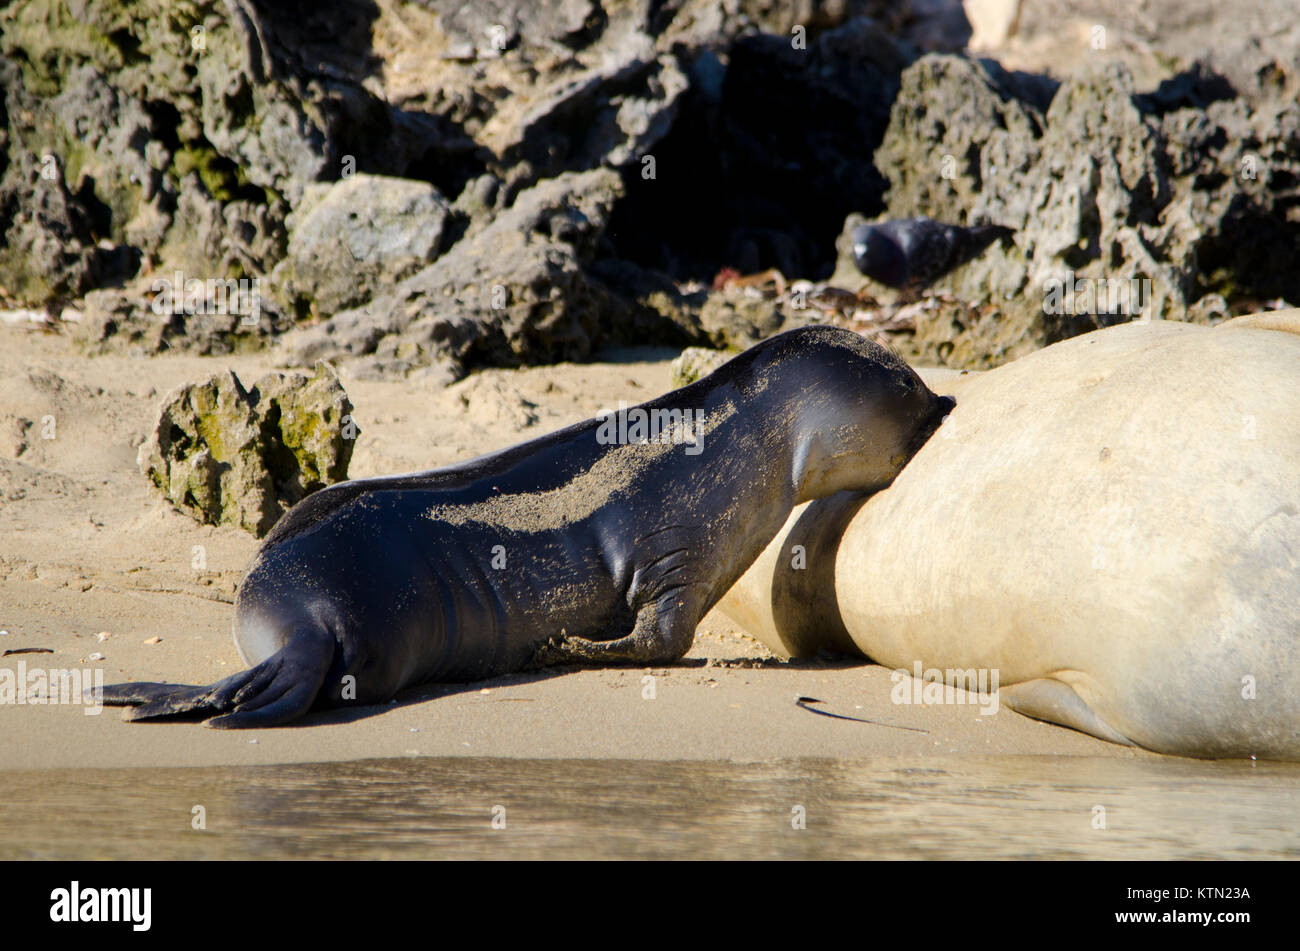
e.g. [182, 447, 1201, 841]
[0, 0, 464, 312]
[284, 168, 627, 379]
[16, 0, 1292, 378]
[608, 16, 919, 281]
[270, 174, 452, 319]
[0, 0, 975, 360]
[842, 53, 1300, 368]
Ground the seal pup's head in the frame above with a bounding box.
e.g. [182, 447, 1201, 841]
[738, 325, 953, 502]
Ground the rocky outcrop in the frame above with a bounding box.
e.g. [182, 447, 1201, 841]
[138, 363, 357, 536]
[269, 174, 452, 319]
[284, 168, 632, 380]
[842, 53, 1300, 368]
[5, 0, 1299, 374]
[0, 0, 957, 357]
[605, 15, 920, 282]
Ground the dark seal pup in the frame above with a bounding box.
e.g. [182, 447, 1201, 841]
[100, 326, 954, 728]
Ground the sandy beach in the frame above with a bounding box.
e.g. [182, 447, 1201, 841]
[0, 322, 1142, 771]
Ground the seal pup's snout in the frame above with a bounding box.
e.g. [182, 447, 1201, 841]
[909, 394, 955, 454]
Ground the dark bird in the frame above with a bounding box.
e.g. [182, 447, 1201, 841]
[851, 218, 1014, 295]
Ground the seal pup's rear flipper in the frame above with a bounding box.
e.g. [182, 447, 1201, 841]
[1001, 677, 1135, 747]
[99, 627, 335, 729]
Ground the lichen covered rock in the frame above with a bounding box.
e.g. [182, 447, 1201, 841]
[670, 347, 734, 387]
[138, 363, 357, 536]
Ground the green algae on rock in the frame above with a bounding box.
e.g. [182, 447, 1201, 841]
[670, 347, 735, 387]
[137, 362, 357, 536]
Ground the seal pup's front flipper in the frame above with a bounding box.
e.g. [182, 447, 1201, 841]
[538, 586, 707, 665]
[1000, 677, 1135, 747]
[99, 626, 335, 729]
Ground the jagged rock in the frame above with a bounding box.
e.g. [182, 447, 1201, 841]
[842, 53, 1300, 368]
[698, 290, 820, 349]
[270, 174, 452, 318]
[137, 362, 357, 536]
[450, 174, 505, 242]
[0, 59, 171, 307]
[379, 0, 702, 193]
[0, 0, 972, 348]
[284, 168, 624, 378]
[485, 54, 691, 187]
[70, 282, 290, 357]
[0, 159, 103, 305]
[607, 16, 919, 280]
[0, 0, 451, 310]
[12, 0, 1293, 376]
[156, 174, 288, 284]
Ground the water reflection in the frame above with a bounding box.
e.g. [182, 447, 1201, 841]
[2, 756, 1296, 860]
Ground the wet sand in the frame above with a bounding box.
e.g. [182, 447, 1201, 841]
[5, 755, 1297, 860]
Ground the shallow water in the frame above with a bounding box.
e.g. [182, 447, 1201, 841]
[2, 755, 1297, 860]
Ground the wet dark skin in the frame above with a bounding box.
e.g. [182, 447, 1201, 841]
[100, 326, 953, 728]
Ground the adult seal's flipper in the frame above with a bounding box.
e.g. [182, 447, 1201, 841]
[98, 627, 335, 729]
[1000, 678, 1135, 747]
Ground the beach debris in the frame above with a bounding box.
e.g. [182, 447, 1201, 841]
[794, 695, 929, 733]
[712, 268, 788, 296]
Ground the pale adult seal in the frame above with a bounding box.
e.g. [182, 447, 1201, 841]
[101, 325, 953, 728]
[718, 313, 1300, 761]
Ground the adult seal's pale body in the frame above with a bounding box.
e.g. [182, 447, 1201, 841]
[718, 314, 1300, 761]
[102, 326, 953, 728]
